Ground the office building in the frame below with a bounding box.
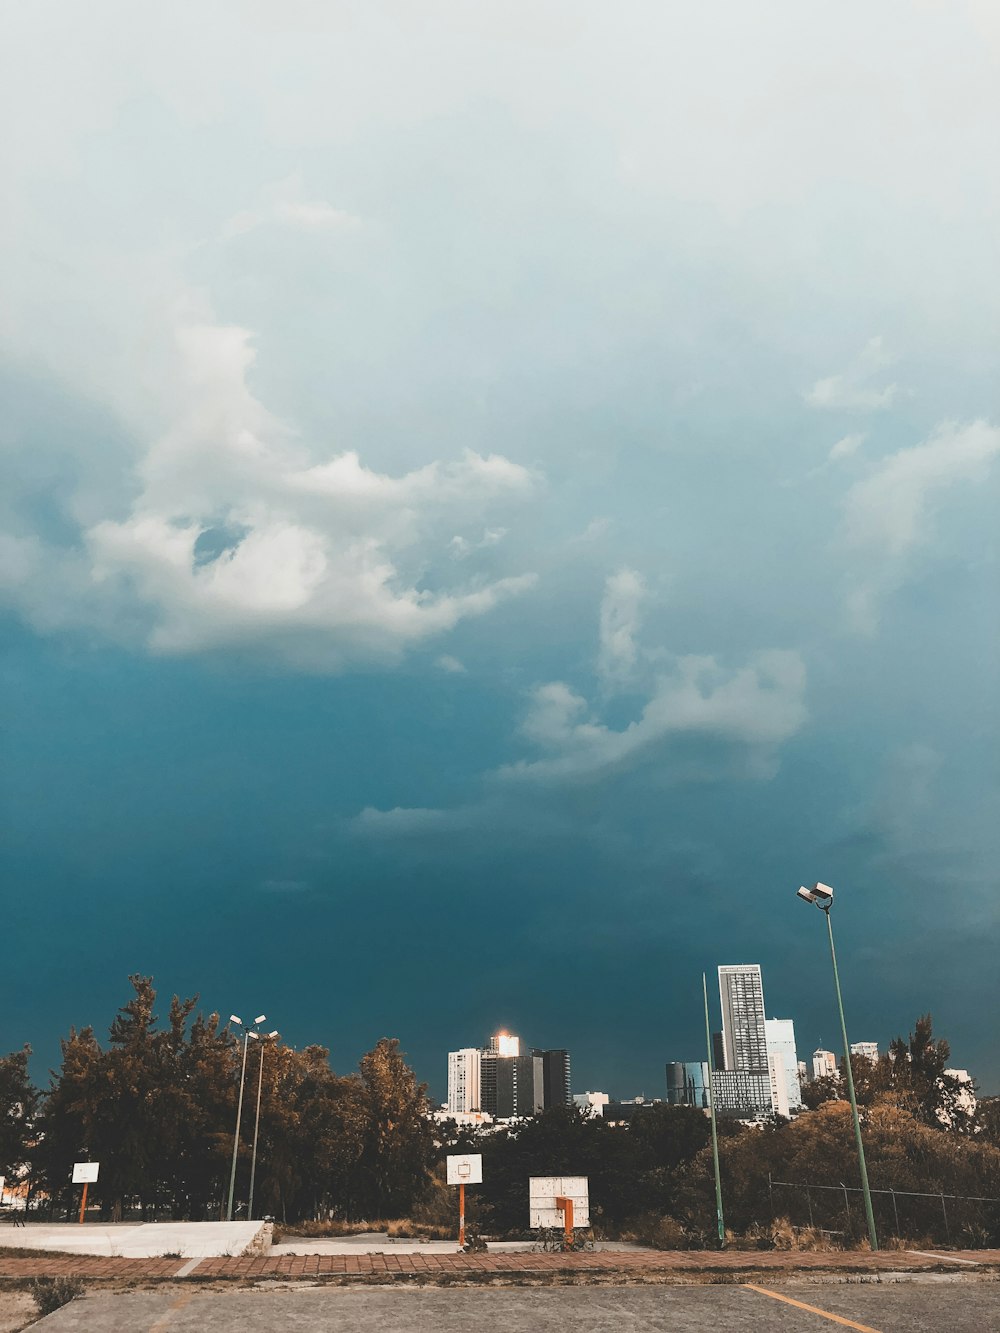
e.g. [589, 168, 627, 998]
[718, 965, 770, 1073]
[711, 1069, 773, 1116]
[765, 1018, 802, 1113]
[534, 1048, 572, 1108]
[447, 1048, 482, 1115]
[666, 1060, 710, 1109]
[813, 1048, 838, 1080]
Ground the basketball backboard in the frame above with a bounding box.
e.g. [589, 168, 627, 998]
[529, 1175, 589, 1228]
[446, 1153, 483, 1186]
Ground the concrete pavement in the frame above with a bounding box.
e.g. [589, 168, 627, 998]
[27, 1280, 1000, 1331]
[0, 1222, 267, 1259]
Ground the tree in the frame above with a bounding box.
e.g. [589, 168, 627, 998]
[0, 1047, 39, 1180]
[354, 1038, 434, 1218]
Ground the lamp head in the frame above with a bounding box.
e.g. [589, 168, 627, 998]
[229, 1015, 243, 1026]
[254, 1014, 267, 1025]
[797, 882, 834, 910]
[247, 1030, 259, 1040]
[267, 1031, 279, 1040]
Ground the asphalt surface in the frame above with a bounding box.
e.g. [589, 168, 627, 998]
[31, 1279, 1000, 1331]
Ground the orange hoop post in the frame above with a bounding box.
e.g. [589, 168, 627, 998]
[459, 1182, 466, 1248]
[78, 1181, 88, 1224]
[555, 1195, 574, 1248]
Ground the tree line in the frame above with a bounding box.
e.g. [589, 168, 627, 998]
[3, 976, 999, 1245]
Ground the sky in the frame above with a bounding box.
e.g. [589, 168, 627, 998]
[2, 1, 999, 1101]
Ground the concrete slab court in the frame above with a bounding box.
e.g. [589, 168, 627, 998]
[23, 1281, 1000, 1332]
[0, 1221, 267, 1259]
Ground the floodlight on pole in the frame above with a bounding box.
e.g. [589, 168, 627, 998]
[248, 1030, 279, 1222]
[796, 882, 878, 1251]
[226, 1013, 265, 1222]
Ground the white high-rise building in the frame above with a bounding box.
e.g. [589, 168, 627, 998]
[813, 1048, 838, 1081]
[447, 1047, 482, 1114]
[765, 1018, 801, 1113]
[718, 965, 770, 1074]
[850, 1041, 879, 1062]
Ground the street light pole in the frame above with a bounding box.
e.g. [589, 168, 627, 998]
[703, 972, 725, 1246]
[797, 884, 879, 1251]
[226, 1013, 266, 1222]
[247, 1030, 278, 1222]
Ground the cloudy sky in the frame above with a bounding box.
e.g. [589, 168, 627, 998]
[3, 1, 998, 1098]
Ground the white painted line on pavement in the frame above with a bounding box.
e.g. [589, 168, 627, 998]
[174, 1257, 202, 1277]
[907, 1250, 980, 1266]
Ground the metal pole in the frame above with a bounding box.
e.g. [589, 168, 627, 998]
[703, 972, 725, 1246]
[248, 1040, 266, 1222]
[226, 1031, 250, 1222]
[891, 1189, 900, 1240]
[825, 908, 878, 1251]
[459, 1182, 465, 1248]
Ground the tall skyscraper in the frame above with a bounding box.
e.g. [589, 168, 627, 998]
[710, 964, 775, 1116]
[533, 1048, 571, 1109]
[447, 1048, 482, 1114]
[718, 965, 769, 1072]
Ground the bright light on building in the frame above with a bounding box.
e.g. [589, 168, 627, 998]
[495, 1030, 520, 1058]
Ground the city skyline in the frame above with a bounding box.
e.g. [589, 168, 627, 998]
[4, 2, 998, 1099]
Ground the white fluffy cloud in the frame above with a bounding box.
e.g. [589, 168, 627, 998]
[844, 419, 1000, 557]
[597, 567, 644, 684]
[805, 337, 897, 412]
[500, 651, 807, 782]
[2, 301, 539, 666]
[840, 419, 1000, 633]
[222, 173, 361, 238]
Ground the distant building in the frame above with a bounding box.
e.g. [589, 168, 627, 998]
[714, 964, 775, 1116]
[534, 1048, 572, 1109]
[711, 1068, 773, 1116]
[813, 1048, 839, 1081]
[850, 1041, 879, 1062]
[490, 1030, 520, 1057]
[765, 1018, 801, 1113]
[431, 1108, 494, 1129]
[447, 1048, 482, 1114]
[665, 1061, 710, 1109]
[719, 965, 770, 1074]
[797, 1059, 809, 1086]
[450, 1031, 571, 1121]
[573, 1091, 609, 1117]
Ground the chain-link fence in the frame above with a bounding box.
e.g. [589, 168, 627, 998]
[767, 1175, 1000, 1247]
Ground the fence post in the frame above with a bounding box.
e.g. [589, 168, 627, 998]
[841, 1182, 851, 1234]
[890, 1189, 900, 1241]
[940, 1193, 950, 1245]
[805, 1185, 814, 1229]
[768, 1172, 774, 1219]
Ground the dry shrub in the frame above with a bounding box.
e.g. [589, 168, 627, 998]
[32, 1277, 85, 1316]
[386, 1219, 453, 1240]
[628, 1212, 692, 1250]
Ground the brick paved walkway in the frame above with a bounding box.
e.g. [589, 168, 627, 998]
[2, 1248, 998, 1283]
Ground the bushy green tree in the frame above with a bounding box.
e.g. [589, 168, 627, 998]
[0, 1046, 39, 1180]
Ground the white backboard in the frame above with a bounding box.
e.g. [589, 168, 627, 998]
[446, 1153, 483, 1186]
[529, 1175, 589, 1228]
[0, 1175, 5, 1197]
[72, 1162, 100, 1184]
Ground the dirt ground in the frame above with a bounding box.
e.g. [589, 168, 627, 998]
[0, 1290, 36, 1332]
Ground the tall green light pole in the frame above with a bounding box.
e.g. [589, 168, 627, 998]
[797, 883, 878, 1251]
[703, 972, 725, 1246]
[226, 1014, 266, 1222]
